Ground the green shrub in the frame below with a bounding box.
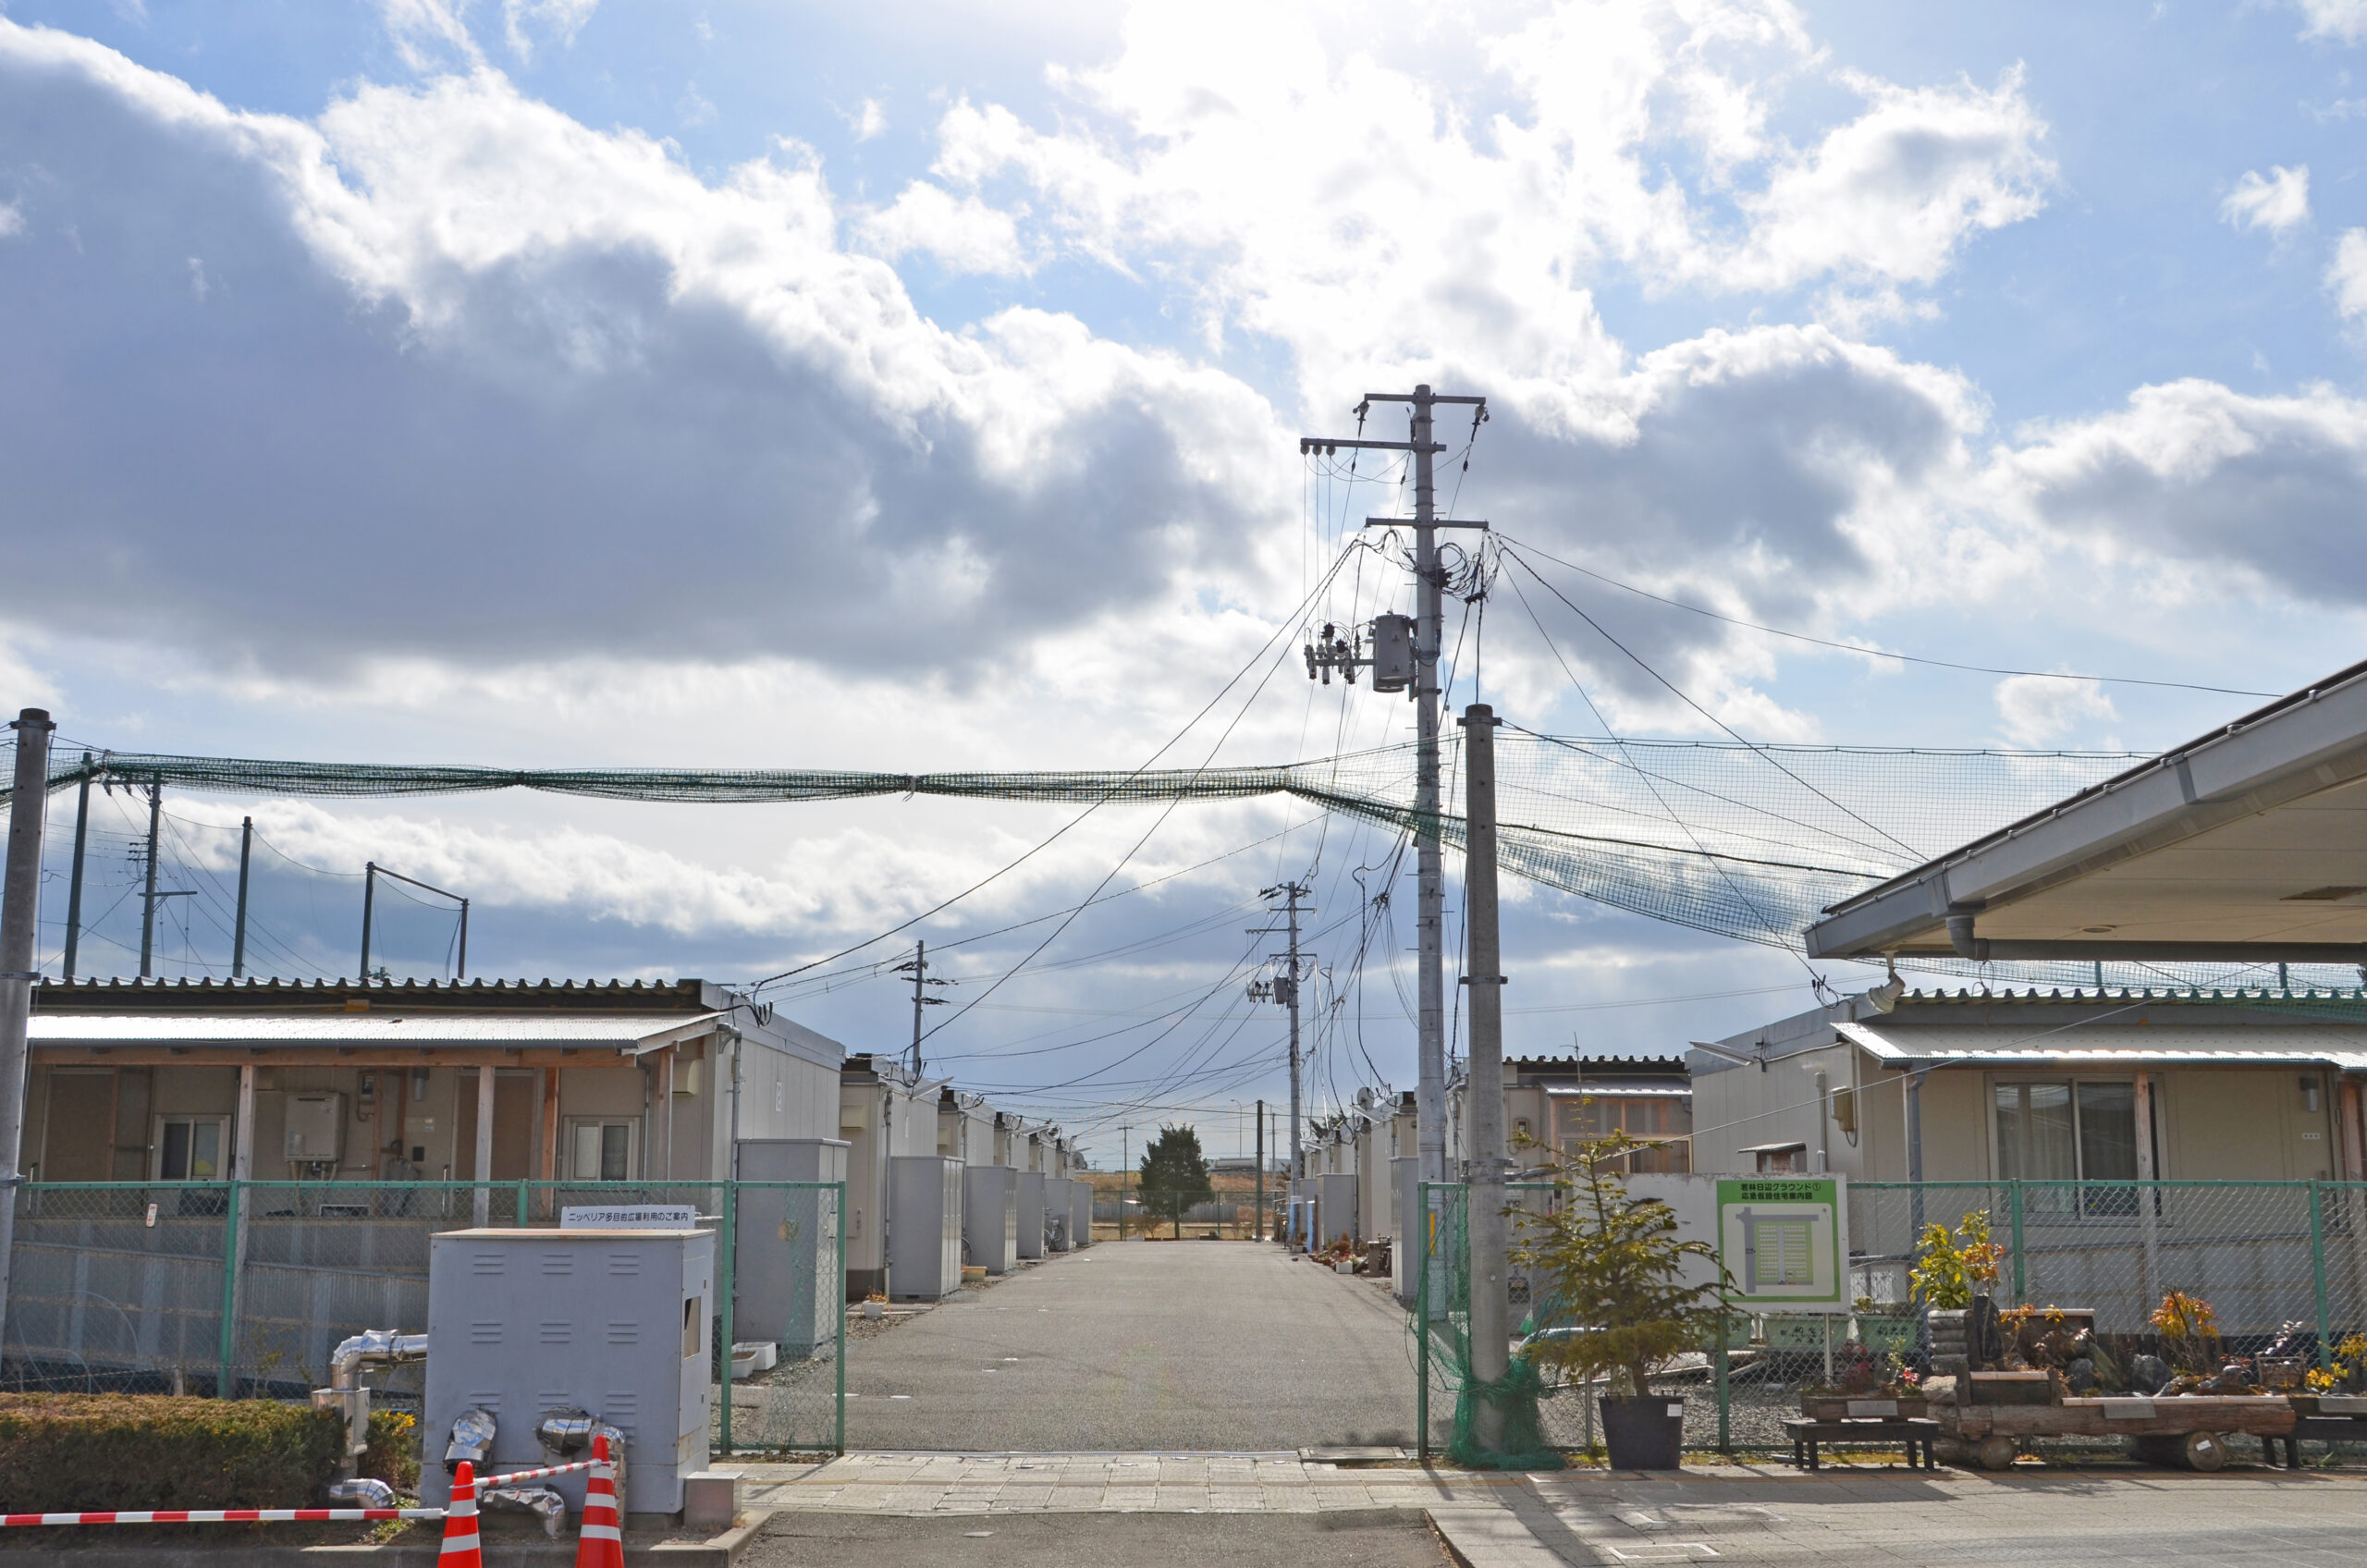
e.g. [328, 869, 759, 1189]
[0, 1393, 344, 1512]
[362, 1408, 420, 1494]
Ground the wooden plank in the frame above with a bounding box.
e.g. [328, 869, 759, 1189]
[1943, 1398, 2295, 1439]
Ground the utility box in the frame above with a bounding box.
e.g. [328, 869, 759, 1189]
[734, 1138, 847, 1356]
[1044, 1178, 1073, 1252]
[1317, 1173, 1359, 1245]
[1014, 1171, 1047, 1260]
[1392, 1156, 1421, 1304]
[1070, 1181, 1093, 1248]
[1367, 614, 1415, 692]
[423, 1228, 712, 1517]
[888, 1156, 962, 1301]
[963, 1166, 1018, 1275]
[283, 1094, 347, 1162]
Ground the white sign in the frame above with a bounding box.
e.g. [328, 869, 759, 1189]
[560, 1205, 698, 1230]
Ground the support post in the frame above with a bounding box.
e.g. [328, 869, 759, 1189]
[1119, 1124, 1128, 1242]
[539, 1068, 559, 1194]
[225, 1063, 255, 1398]
[456, 899, 468, 981]
[1460, 703, 1511, 1453]
[62, 758, 91, 981]
[0, 708, 55, 1356]
[473, 1065, 495, 1228]
[661, 1047, 676, 1183]
[1287, 888, 1305, 1188]
[139, 780, 161, 978]
[216, 1176, 241, 1399]
[718, 1178, 735, 1453]
[2310, 1180, 2332, 1372]
[2134, 1072, 2160, 1304]
[1254, 1098, 1264, 1243]
[232, 817, 252, 979]
[2008, 1180, 2026, 1305]
[359, 863, 375, 985]
[1416, 1182, 1431, 1463]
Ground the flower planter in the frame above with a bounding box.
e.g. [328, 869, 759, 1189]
[2289, 1393, 2367, 1416]
[1600, 1396, 1685, 1470]
[1801, 1394, 1929, 1421]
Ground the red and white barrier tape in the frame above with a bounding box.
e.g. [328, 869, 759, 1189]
[4, 1455, 602, 1526]
[4, 1509, 443, 1526]
[481, 1458, 599, 1487]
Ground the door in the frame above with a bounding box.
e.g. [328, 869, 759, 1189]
[454, 1071, 542, 1181]
[40, 1072, 115, 1182]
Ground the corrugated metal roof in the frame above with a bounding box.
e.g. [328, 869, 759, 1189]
[1837, 1019, 2367, 1070]
[30, 1012, 718, 1047]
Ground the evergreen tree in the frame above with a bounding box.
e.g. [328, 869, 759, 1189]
[1136, 1123, 1214, 1238]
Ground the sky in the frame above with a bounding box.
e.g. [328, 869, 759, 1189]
[3, 0, 2366, 1161]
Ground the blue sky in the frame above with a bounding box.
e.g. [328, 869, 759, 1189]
[4, 0, 2366, 1155]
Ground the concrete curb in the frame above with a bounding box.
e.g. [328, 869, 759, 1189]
[0, 1517, 767, 1568]
[1427, 1506, 1565, 1568]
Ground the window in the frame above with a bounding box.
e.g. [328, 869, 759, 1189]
[566, 1119, 635, 1182]
[153, 1115, 227, 1182]
[1994, 1080, 2140, 1215]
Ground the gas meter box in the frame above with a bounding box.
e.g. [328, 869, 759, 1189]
[423, 1228, 713, 1515]
[1367, 614, 1415, 692]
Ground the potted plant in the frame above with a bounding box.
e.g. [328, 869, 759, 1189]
[1512, 1132, 1729, 1470]
[1800, 1342, 1926, 1419]
[1912, 1211, 2004, 1374]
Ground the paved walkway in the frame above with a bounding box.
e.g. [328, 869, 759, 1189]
[833, 1240, 1421, 1451]
[734, 1453, 2367, 1565]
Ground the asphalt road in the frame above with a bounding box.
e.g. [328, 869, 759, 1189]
[839, 1239, 1426, 1451]
[748, 1511, 1450, 1568]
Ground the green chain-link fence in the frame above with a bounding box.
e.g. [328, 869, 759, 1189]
[1416, 1178, 2367, 1461]
[3, 1178, 845, 1456]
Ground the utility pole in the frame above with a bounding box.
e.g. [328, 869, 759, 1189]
[1119, 1124, 1130, 1241]
[1461, 702, 1511, 1452]
[61, 755, 92, 981]
[893, 941, 950, 1078]
[139, 779, 161, 979]
[1301, 386, 1488, 1188]
[0, 707, 55, 1349]
[1247, 879, 1313, 1199]
[231, 816, 252, 980]
[1254, 1096, 1265, 1243]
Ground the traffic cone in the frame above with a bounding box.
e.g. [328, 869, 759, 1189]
[438, 1460, 483, 1568]
[573, 1433, 625, 1568]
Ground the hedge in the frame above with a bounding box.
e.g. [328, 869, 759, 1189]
[0, 1393, 345, 1513]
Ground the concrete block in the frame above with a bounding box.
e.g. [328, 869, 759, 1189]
[682, 1470, 742, 1533]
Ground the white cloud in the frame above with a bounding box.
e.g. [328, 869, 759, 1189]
[2330, 228, 2367, 322]
[0, 202, 22, 239]
[374, 0, 483, 73]
[2298, 0, 2367, 43]
[858, 182, 1028, 275]
[2221, 165, 2311, 233]
[922, 0, 2051, 399]
[848, 97, 886, 142]
[677, 79, 716, 128]
[1994, 674, 2116, 746]
[504, 0, 598, 63]
[1993, 378, 2367, 606]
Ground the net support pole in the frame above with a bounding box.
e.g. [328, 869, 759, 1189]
[0, 708, 54, 1354]
[1460, 704, 1511, 1452]
[61, 758, 91, 980]
[1413, 388, 1448, 1192]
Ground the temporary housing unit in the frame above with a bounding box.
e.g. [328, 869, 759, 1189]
[839, 1057, 945, 1298]
[938, 1088, 997, 1164]
[1043, 1176, 1073, 1251]
[18, 977, 844, 1193]
[1014, 1170, 1047, 1260]
[1069, 1179, 1093, 1247]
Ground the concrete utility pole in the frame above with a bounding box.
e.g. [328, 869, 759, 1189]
[0, 707, 55, 1350]
[139, 779, 162, 978]
[1254, 1096, 1265, 1243]
[1248, 880, 1313, 1190]
[231, 817, 252, 979]
[895, 942, 950, 1078]
[1300, 386, 1488, 1189]
[1460, 703, 1512, 1450]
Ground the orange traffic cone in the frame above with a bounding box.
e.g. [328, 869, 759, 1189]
[438, 1460, 483, 1568]
[573, 1433, 625, 1568]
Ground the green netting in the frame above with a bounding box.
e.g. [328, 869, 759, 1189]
[14, 735, 2280, 988]
[1417, 1182, 1563, 1468]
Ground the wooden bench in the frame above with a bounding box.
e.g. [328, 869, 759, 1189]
[2263, 1415, 2367, 1467]
[1783, 1416, 1943, 1471]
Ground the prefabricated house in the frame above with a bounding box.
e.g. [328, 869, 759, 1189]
[19, 976, 842, 1190]
[839, 1055, 945, 1298]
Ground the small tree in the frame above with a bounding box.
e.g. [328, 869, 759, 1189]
[1136, 1124, 1214, 1239]
[1512, 1132, 1730, 1401]
[1908, 1212, 2004, 1310]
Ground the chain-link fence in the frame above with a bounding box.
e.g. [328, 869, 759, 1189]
[3, 1178, 844, 1456]
[1415, 1178, 2367, 1460]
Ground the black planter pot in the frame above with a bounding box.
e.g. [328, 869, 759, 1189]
[1599, 1396, 1685, 1470]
